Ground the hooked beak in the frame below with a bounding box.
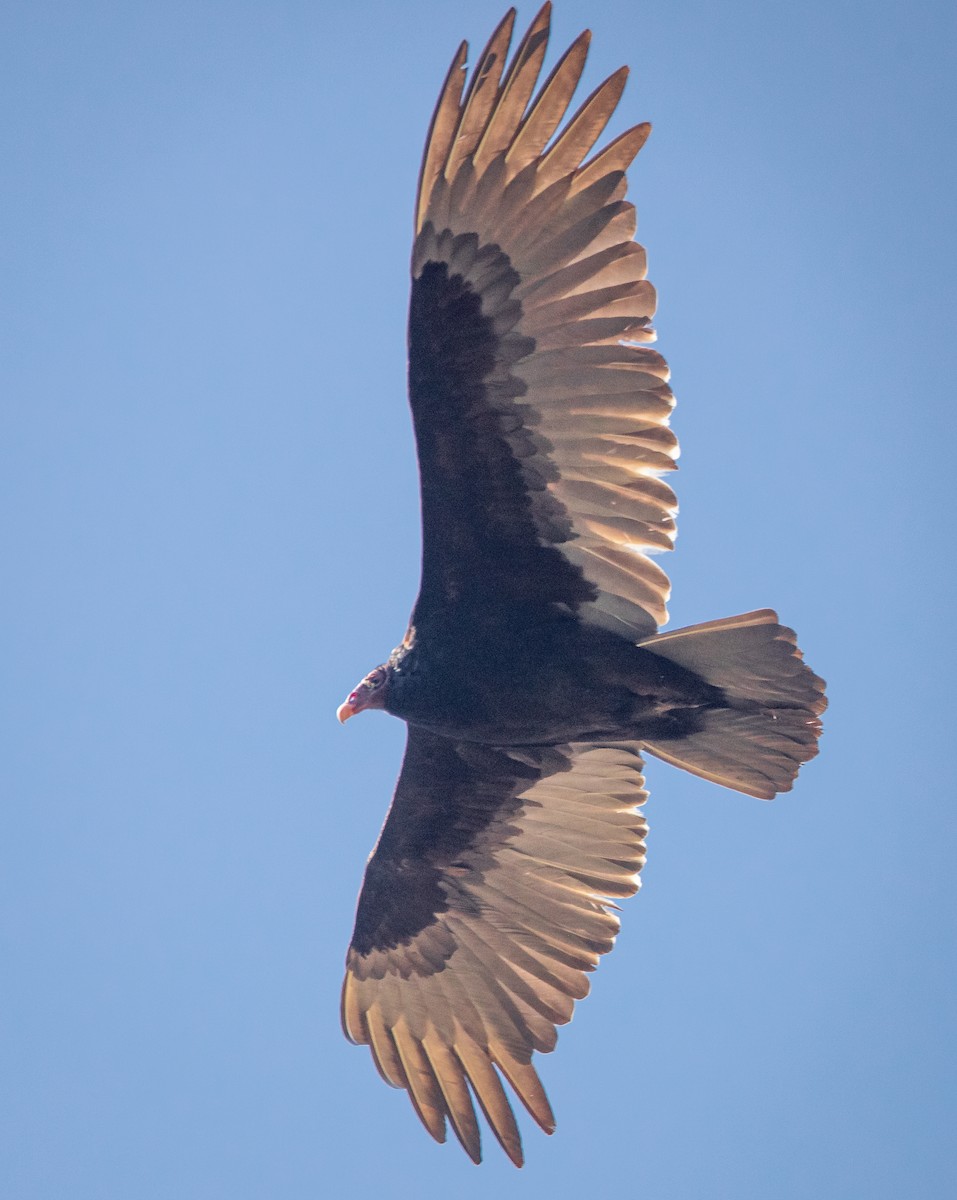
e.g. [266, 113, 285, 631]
[336, 699, 356, 724]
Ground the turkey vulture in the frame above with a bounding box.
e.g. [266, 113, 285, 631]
[336, 4, 825, 1167]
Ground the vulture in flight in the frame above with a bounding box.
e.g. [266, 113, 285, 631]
[336, 4, 825, 1167]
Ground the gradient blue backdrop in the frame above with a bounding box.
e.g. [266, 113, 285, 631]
[3, 1, 955, 1196]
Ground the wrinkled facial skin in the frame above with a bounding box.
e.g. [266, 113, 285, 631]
[337, 665, 389, 723]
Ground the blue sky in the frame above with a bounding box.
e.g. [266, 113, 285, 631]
[2, 1, 955, 1195]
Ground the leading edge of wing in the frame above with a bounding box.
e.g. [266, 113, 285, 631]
[409, 5, 676, 638]
[341, 726, 648, 1165]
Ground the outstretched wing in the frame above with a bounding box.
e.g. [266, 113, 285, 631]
[409, 5, 676, 638]
[341, 728, 648, 1166]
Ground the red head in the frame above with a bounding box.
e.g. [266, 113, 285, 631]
[336, 664, 390, 724]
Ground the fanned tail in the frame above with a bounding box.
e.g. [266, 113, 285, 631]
[640, 610, 826, 799]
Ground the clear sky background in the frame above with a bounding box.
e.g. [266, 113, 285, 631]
[3, 1, 955, 1196]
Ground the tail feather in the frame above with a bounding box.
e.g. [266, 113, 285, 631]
[639, 610, 826, 799]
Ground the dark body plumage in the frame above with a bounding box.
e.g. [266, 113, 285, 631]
[387, 612, 722, 746]
[337, 5, 826, 1168]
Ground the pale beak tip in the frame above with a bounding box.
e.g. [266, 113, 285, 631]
[336, 701, 354, 725]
